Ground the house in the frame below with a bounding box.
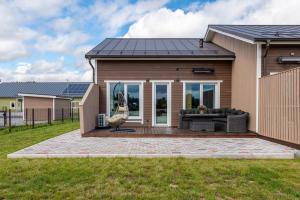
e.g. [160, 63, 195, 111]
[81, 25, 300, 135]
[0, 82, 90, 112]
[18, 93, 72, 121]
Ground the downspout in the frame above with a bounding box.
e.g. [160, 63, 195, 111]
[256, 39, 271, 133]
[262, 40, 271, 75]
[88, 58, 95, 83]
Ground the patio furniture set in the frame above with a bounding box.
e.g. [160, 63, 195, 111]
[179, 108, 249, 133]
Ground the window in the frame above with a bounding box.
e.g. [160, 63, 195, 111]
[203, 85, 215, 109]
[71, 101, 80, 109]
[185, 83, 200, 109]
[10, 101, 16, 109]
[107, 81, 144, 121]
[127, 84, 140, 117]
[183, 81, 221, 109]
[109, 82, 124, 116]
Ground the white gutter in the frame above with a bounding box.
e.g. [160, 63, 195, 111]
[18, 93, 71, 100]
[94, 57, 234, 61]
[256, 44, 262, 133]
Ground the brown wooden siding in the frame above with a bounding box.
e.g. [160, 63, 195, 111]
[54, 98, 71, 120]
[212, 32, 257, 132]
[262, 45, 300, 76]
[24, 96, 52, 109]
[23, 97, 52, 121]
[259, 67, 300, 145]
[97, 60, 232, 127]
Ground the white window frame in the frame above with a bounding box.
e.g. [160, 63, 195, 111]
[105, 80, 145, 123]
[181, 80, 222, 109]
[10, 101, 16, 109]
[151, 80, 173, 127]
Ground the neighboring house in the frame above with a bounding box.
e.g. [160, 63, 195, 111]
[0, 82, 90, 111]
[81, 25, 300, 134]
[18, 93, 72, 121]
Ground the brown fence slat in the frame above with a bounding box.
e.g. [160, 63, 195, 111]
[259, 67, 300, 145]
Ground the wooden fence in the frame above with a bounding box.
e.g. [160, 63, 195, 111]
[259, 67, 300, 145]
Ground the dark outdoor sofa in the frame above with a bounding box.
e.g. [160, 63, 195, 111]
[179, 108, 249, 133]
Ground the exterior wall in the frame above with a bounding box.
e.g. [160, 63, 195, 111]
[79, 83, 100, 134]
[24, 96, 52, 109]
[23, 96, 53, 121]
[263, 45, 300, 76]
[97, 60, 232, 127]
[0, 98, 16, 110]
[54, 98, 71, 120]
[259, 67, 300, 145]
[212, 32, 258, 132]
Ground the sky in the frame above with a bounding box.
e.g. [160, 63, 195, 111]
[0, 0, 300, 83]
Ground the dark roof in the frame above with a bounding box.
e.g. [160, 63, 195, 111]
[0, 82, 90, 98]
[85, 38, 235, 59]
[207, 25, 300, 42]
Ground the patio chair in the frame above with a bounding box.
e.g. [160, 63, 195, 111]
[106, 84, 135, 132]
[227, 112, 248, 133]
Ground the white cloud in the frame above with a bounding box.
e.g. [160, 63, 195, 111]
[0, 0, 74, 61]
[73, 45, 95, 71]
[0, 58, 92, 82]
[125, 0, 300, 38]
[90, 0, 170, 35]
[50, 17, 74, 33]
[35, 31, 90, 54]
[12, 0, 73, 20]
[0, 40, 29, 61]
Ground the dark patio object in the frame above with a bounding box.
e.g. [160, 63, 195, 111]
[226, 113, 249, 133]
[179, 109, 225, 129]
[179, 108, 249, 133]
[190, 121, 215, 132]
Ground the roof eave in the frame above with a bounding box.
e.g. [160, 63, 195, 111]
[85, 55, 235, 61]
[204, 27, 255, 44]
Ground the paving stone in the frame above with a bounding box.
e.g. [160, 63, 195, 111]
[7, 129, 297, 159]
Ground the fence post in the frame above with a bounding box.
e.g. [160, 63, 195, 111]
[8, 109, 11, 132]
[3, 110, 7, 127]
[71, 108, 74, 122]
[32, 108, 35, 128]
[62, 108, 64, 123]
[78, 108, 79, 121]
[48, 108, 51, 125]
[25, 108, 28, 126]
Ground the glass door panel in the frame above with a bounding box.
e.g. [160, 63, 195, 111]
[185, 83, 200, 109]
[203, 85, 215, 109]
[109, 83, 124, 116]
[155, 84, 168, 125]
[127, 84, 140, 117]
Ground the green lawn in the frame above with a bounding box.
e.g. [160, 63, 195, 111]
[0, 122, 300, 199]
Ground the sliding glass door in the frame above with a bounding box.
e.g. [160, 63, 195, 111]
[108, 82, 143, 120]
[152, 82, 171, 126]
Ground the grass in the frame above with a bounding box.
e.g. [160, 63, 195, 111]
[0, 122, 299, 199]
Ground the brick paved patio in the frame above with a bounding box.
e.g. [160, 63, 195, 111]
[8, 129, 298, 159]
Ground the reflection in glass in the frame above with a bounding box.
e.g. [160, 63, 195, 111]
[155, 85, 167, 124]
[185, 83, 200, 109]
[110, 83, 124, 116]
[203, 85, 215, 109]
[127, 85, 139, 116]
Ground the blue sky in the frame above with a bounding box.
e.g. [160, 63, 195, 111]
[0, 0, 299, 82]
